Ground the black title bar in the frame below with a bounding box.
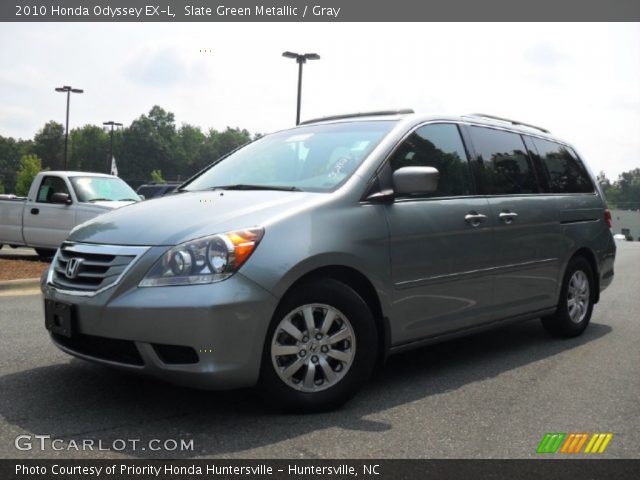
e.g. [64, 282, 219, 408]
[2, 0, 640, 22]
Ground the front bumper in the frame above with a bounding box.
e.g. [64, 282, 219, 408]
[41, 270, 279, 390]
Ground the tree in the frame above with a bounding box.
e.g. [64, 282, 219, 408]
[150, 169, 165, 183]
[69, 125, 110, 172]
[32, 121, 64, 170]
[0, 135, 32, 193]
[15, 154, 44, 196]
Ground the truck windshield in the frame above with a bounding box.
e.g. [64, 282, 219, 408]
[70, 176, 139, 202]
[182, 121, 396, 193]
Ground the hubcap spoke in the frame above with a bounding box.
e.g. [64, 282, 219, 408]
[280, 319, 304, 341]
[329, 327, 351, 344]
[327, 349, 351, 362]
[318, 356, 336, 384]
[282, 357, 305, 378]
[272, 344, 300, 356]
[303, 362, 316, 389]
[320, 309, 337, 335]
[302, 306, 316, 335]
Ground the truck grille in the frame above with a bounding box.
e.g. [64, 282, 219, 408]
[50, 243, 149, 294]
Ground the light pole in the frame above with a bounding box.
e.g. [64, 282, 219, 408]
[103, 121, 123, 172]
[55, 85, 83, 170]
[282, 51, 320, 125]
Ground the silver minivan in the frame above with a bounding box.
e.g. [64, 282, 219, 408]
[42, 111, 616, 411]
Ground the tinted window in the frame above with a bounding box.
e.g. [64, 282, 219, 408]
[389, 123, 472, 197]
[36, 176, 70, 203]
[469, 126, 538, 195]
[532, 138, 593, 193]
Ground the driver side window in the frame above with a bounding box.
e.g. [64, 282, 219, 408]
[388, 123, 473, 197]
[36, 176, 70, 203]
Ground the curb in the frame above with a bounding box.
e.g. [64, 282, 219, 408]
[0, 278, 41, 291]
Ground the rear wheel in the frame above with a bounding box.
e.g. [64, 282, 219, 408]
[259, 278, 378, 412]
[541, 257, 594, 338]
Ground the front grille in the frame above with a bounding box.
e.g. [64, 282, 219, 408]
[52, 332, 144, 366]
[51, 243, 148, 294]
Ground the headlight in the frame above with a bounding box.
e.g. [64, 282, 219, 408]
[139, 228, 264, 287]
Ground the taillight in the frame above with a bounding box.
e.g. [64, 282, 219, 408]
[604, 208, 612, 229]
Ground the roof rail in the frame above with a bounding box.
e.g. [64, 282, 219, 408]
[299, 109, 414, 126]
[464, 113, 550, 134]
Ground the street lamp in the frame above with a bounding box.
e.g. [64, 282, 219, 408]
[282, 51, 320, 125]
[103, 121, 123, 172]
[55, 85, 83, 170]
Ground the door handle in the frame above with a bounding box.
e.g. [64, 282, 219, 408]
[499, 211, 519, 224]
[30, 208, 39, 215]
[464, 212, 488, 227]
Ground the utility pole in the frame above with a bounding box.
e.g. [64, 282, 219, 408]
[55, 86, 83, 169]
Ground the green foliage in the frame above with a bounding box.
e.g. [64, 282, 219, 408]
[70, 125, 109, 172]
[15, 154, 44, 196]
[0, 181, 4, 194]
[150, 169, 165, 183]
[33, 121, 64, 170]
[598, 169, 640, 210]
[2, 106, 254, 191]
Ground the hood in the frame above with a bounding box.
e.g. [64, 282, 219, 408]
[69, 190, 321, 246]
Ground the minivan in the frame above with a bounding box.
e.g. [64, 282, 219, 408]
[42, 111, 616, 411]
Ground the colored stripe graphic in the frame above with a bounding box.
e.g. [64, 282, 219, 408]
[584, 433, 613, 454]
[538, 433, 614, 454]
[560, 433, 589, 453]
[537, 433, 566, 453]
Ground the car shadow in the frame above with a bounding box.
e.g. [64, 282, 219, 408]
[0, 319, 611, 458]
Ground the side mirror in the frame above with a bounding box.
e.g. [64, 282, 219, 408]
[393, 166, 439, 196]
[50, 192, 71, 205]
[138, 194, 146, 201]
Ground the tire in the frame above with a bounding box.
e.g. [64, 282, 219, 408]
[259, 278, 378, 412]
[541, 256, 595, 338]
[34, 248, 56, 258]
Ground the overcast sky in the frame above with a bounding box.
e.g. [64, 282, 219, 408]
[0, 22, 638, 179]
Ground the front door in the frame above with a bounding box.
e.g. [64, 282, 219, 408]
[383, 123, 496, 345]
[23, 175, 76, 248]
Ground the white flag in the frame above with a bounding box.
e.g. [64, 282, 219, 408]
[110, 156, 118, 177]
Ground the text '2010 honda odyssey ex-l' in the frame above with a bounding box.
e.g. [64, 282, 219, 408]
[42, 111, 616, 411]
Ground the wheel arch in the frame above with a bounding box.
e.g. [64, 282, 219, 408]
[277, 265, 391, 366]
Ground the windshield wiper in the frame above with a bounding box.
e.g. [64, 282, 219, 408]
[88, 198, 113, 202]
[206, 184, 303, 192]
[117, 198, 139, 201]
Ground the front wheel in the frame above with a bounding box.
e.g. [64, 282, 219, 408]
[541, 257, 595, 338]
[259, 278, 378, 412]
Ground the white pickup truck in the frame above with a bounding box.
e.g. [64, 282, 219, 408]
[0, 171, 140, 256]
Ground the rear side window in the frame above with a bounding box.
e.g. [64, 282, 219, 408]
[389, 123, 472, 197]
[532, 138, 594, 193]
[469, 126, 539, 195]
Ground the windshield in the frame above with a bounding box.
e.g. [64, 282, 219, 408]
[183, 121, 396, 193]
[71, 176, 139, 202]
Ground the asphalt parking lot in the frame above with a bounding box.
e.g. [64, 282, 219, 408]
[0, 243, 638, 459]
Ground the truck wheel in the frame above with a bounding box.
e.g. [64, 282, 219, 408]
[541, 257, 594, 338]
[35, 248, 56, 258]
[259, 278, 378, 412]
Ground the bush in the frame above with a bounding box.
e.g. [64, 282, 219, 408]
[15, 154, 44, 196]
